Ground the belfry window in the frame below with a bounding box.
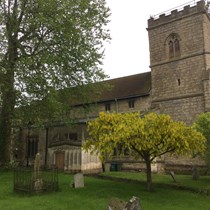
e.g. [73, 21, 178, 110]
[167, 34, 180, 59]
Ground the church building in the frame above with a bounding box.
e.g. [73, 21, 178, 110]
[14, 0, 210, 173]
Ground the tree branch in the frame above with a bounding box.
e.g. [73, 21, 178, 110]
[150, 147, 176, 161]
[17, 0, 27, 24]
[131, 144, 146, 160]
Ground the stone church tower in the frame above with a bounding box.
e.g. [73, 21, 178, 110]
[148, 0, 210, 124]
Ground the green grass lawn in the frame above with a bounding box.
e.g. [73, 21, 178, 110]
[101, 171, 210, 191]
[1, 170, 210, 210]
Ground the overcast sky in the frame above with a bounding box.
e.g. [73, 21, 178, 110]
[103, 0, 201, 79]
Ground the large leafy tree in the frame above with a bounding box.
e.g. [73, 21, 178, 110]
[193, 112, 210, 167]
[0, 0, 110, 163]
[83, 112, 206, 191]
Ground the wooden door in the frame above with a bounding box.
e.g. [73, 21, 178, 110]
[55, 152, 65, 171]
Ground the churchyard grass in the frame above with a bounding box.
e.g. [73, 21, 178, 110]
[0, 170, 210, 210]
[101, 171, 210, 190]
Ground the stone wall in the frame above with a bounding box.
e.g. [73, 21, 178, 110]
[69, 95, 151, 120]
[48, 145, 82, 171]
[81, 150, 102, 174]
[203, 69, 210, 111]
[148, 0, 209, 124]
[152, 95, 205, 124]
[151, 58, 205, 102]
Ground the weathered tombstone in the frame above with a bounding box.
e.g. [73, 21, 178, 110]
[192, 165, 200, 180]
[108, 196, 141, 210]
[124, 196, 142, 210]
[33, 153, 43, 192]
[105, 163, 111, 172]
[170, 171, 177, 183]
[73, 173, 84, 188]
[108, 197, 127, 210]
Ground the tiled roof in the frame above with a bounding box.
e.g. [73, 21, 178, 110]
[70, 71, 151, 106]
[98, 71, 151, 102]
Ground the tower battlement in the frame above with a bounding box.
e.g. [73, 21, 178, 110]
[148, 0, 207, 28]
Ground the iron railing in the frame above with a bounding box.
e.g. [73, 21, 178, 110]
[14, 167, 58, 194]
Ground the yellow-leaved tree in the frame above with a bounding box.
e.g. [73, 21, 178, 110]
[83, 112, 206, 191]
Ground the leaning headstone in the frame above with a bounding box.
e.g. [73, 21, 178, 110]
[108, 197, 126, 210]
[170, 171, 177, 183]
[124, 196, 142, 210]
[73, 173, 84, 188]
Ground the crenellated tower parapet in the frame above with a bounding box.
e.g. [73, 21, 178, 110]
[148, 0, 207, 28]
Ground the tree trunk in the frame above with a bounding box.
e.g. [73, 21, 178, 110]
[0, 59, 16, 164]
[145, 158, 152, 191]
[0, 17, 17, 164]
[0, 76, 15, 164]
[0, 104, 13, 164]
[0, 8, 19, 164]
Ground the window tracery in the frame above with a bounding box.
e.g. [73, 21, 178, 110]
[166, 33, 181, 59]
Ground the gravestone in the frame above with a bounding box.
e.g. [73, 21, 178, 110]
[108, 196, 141, 210]
[33, 153, 43, 192]
[125, 196, 142, 210]
[105, 163, 111, 172]
[73, 173, 84, 188]
[170, 171, 177, 183]
[108, 197, 126, 210]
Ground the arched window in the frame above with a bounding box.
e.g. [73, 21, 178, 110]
[27, 136, 39, 158]
[169, 40, 174, 59]
[166, 33, 181, 59]
[174, 39, 180, 52]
